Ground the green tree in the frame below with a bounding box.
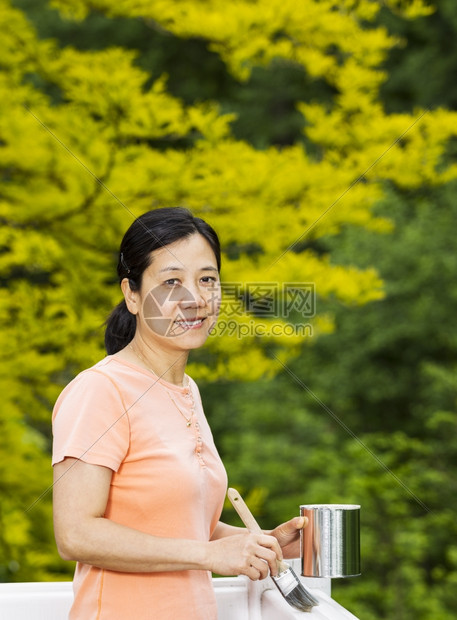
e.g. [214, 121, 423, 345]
[212, 182, 457, 619]
[380, 0, 457, 112]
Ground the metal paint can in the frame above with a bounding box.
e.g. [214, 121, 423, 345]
[300, 504, 361, 578]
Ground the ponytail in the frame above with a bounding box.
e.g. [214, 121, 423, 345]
[105, 300, 136, 354]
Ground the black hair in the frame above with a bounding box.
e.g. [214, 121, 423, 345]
[105, 207, 221, 354]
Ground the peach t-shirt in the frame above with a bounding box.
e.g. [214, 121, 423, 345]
[52, 355, 228, 620]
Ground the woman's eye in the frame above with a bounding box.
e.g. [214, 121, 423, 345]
[201, 276, 218, 285]
[164, 279, 180, 286]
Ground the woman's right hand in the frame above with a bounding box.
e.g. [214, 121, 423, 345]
[207, 532, 282, 581]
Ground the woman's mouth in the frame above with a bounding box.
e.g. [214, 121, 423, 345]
[174, 317, 206, 330]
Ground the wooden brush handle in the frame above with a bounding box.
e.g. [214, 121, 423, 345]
[227, 488, 263, 533]
[227, 487, 288, 572]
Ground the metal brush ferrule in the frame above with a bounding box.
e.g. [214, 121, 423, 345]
[272, 568, 298, 597]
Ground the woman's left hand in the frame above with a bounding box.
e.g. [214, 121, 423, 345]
[267, 516, 308, 559]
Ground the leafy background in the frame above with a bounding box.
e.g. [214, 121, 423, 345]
[1, 1, 457, 618]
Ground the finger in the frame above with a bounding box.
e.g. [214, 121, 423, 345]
[246, 563, 263, 581]
[257, 534, 283, 560]
[254, 543, 280, 576]
[279, 516, 308, 534]
[295, 516, 308, 529]
[249, 558, 269, 580]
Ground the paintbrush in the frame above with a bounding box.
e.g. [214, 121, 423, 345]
[227, 488, 319, 613]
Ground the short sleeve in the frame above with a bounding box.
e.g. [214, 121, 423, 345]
[52, 369, 130, 471]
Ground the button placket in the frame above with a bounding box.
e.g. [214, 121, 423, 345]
[194, 420, 205, 465]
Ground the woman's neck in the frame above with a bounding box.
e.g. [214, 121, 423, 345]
[122, 337, 189, 387]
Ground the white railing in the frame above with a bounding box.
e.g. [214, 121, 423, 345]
[0, 561, 359, 619]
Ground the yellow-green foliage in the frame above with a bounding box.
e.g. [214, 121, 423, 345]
[3, 0, 456, 384]
[0, 0, 456, 580]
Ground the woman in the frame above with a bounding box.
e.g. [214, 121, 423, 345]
[52, 207, 307, 619]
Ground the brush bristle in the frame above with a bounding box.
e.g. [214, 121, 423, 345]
[284, 581, 317, 612]
[272, 565, 319, 613]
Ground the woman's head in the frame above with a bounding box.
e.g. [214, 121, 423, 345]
[105, 207, 221, 354]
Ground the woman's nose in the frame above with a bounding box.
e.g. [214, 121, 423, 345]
[180, 286, 206, 308]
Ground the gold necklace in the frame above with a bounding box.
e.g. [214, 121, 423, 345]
[166, 389, 195, 427]
[129, 343, 194, 427]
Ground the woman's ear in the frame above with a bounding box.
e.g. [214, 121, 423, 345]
[121, 278, 139, 315]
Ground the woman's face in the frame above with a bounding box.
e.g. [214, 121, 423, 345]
[124, 233, 221, 352]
